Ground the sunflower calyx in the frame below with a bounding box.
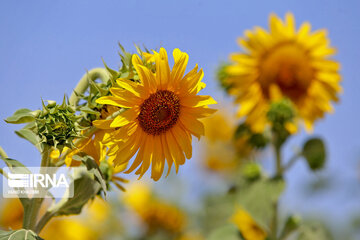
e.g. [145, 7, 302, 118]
[267, 99, 296, 146]
[217, 62, 232, 92]
[36, 98, 82, 150]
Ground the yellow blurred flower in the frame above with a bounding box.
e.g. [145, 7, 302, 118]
[0, 197, 111, 240]
[0, 198, 23, 230]
[124, 183, 186, 234]
[40, 218, 99, 240]
[226, 12, 341, 132]
[177, 232, 205, 240]
[94, 47, 216, 180]
[201, 111, 253, 172]
[232, 208, 267, 240]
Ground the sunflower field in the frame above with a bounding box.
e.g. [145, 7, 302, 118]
[0, 1, 359, 240]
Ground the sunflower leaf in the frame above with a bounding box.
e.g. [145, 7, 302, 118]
[4, 108, 37, 124]
[48, 172, 101, 216]
[235, 177, 285, 231]
[0, 229, 43, 240]
[15, 129, 40, 148]
[302, 138, 326, 171]
[207, 224, 241, 240]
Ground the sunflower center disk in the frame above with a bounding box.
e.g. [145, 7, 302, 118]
[259, 43, 314, 100]
[138, 90, 180, 135]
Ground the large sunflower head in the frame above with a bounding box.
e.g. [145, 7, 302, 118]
[225, 12, 341, 132]
[94, 48, 217, 181]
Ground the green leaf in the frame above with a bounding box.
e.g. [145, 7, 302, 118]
[236, 178, 285, 231]
[279, 215, 301, 239]
[4, 109, 37, 124]
[72, 154, 107, 194]
[15, 129, 40, 146]
[202, 193, 237, 232]
[302, 138, 326, 171]
[0, 229, 43, 240]
[208, 224, 241, 240]
[0, 158, 31, 174]
[298, 223, 333, 240]
[48, 173, 101, 216]
[0, 158, 31, 206]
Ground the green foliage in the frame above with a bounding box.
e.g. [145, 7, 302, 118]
[4, 108, 39, 124]
[73, 154, 107, 194]
[202, 192, 237, 232]
[279, 215, 302, 239]
[0, 229, 43, 240]
[241, 162, 262, 181]
[297, 222, 334, 240]
[235, 177, 285, 230]
[302, 138, 326, 171]
[208, 224, 241, 240]
[47, 172, 101, 217]
[234, 123, 269, 149]
[0, 157, 31, 206]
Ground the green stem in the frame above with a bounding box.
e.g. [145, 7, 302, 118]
[35, 212, 55, 234]
[282, 153, 301, 172]
[271, 144, 283, 240]
[69, 68, 109, 106]
[23, 145, 51, 230]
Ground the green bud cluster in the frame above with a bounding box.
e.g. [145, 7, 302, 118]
[234, 123, 269, 149]
[36, 98, 81, 149]
[242, 162, 262, 181]
[267, 99, 295, 124]
[216, 62, 233, 93]
[267, 99, 296, 146]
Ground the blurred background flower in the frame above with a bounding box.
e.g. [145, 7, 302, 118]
[1, 0, 360, 239]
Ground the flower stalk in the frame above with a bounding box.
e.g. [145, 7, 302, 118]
[23, 145, 51, 230]
[69, 68, 109, 106]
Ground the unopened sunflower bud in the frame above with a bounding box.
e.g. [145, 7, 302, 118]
[217, 62, 232, 92]
[267, 99, 295, 124]
[36, 100, 81, 149]
[242, 162, 262, 181]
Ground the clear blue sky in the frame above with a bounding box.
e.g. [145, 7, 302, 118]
[1, 0, 359, 229]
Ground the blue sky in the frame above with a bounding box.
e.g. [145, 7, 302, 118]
[1, 0, 359, 229]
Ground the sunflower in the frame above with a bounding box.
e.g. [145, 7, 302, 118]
[226, 12, 341, 132]
[123, 183, 186, 235]
[201, 111, 253, 173]
[94, 48, 217, 180]
[0, 198, 23, 230]
[232, 208, 267, 240]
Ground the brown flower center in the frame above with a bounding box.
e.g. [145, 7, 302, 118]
[258, 42, 314, 101]
[138, 90, 180, 135]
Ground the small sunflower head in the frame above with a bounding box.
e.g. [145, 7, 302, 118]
[36, 98, 81, 149]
